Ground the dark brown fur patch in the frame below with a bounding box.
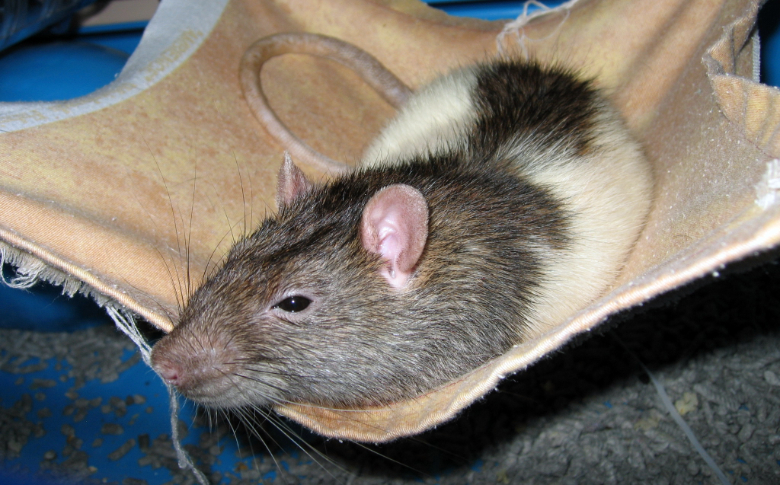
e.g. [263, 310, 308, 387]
[472, 60, 599, 158]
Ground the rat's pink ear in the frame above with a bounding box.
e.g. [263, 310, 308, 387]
[361, 184, 429, 289]
[276, 152, 314, 208]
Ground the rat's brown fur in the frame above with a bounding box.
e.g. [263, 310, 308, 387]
[151, 58, 652, 410]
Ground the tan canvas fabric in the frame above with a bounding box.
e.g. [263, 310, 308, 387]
[0, 0, 777, 442]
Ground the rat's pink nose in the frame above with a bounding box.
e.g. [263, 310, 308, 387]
[152, 357, 183, 387]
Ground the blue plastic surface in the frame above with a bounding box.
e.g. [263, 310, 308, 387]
[0, 21, 143, 102]
[0, 278, 110, 333]
[434, 0, 566, 20]
[0, 41, 128, 101]
[0, 1, 778, 484]
[78, 28, 146, 56]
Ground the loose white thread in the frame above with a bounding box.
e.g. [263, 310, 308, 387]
[105, 306, 152, 364]
[0, 246, 44, 289]
[496, 0, 578, 58]
[106, 307, 209, 485]
[168, 386, 209, 485]
[614, 336, 732, 485]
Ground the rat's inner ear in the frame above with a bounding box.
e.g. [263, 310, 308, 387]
[276, 152, 314, 208]
[360, 184, 429, 289]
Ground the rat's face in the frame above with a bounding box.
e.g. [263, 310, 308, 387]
[150, 158, 436, 409]
[150, 225, 376, 408]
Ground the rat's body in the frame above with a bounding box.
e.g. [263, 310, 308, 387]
[151, 37, 652, 410]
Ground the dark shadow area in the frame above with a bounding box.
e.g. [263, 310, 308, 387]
[759, 0, 780, 86]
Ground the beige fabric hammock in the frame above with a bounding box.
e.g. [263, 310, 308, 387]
[0, 0, 778, 443]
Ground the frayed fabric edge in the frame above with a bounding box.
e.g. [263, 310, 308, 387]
[496, 0, 580, 57]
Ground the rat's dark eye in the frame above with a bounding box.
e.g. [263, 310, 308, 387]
[273, 296, 312, 313]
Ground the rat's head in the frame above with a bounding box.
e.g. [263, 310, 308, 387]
[151, 154, 437, 409]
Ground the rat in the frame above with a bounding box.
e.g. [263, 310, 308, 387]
[150, 33, 653, 410]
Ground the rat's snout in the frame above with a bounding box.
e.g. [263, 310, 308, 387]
[150, 328, 243, 408]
